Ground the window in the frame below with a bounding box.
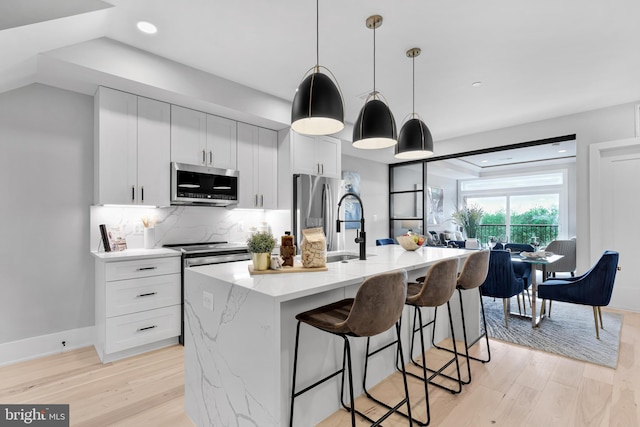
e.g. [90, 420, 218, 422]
[460, 171, 566, 245]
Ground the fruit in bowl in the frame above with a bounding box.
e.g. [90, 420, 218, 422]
[396, 234, 427, 251]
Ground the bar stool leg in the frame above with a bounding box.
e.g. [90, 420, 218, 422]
[431, 288, 491, 385]
[340, 337, 357, 427]
[360, 322, 416, 426]
[289, 321, 302, 427]
[408, 304, 462, 395]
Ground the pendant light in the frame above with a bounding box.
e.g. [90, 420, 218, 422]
[395, 47, 434, 160]
[291, 0, 344, 136]
[353, 15, 397, 150]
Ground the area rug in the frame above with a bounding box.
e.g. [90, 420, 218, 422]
[481, 296, 623, 368]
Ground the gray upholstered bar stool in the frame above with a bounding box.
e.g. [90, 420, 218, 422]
[432, 249, 491, 384]
[363, 258, 462, 426]
[289, 270, 412, 427]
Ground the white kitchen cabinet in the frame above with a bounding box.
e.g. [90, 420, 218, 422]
[171, 105, 237, 170]
[95, 255, 181, 363]
[291, 131, 341, 178]
[237, 123, 277, 209]
[137, 96, 171, 206]
[207, 114, 237, 170]
[276, 129, 342, 210]
[94, 87, 170, 206]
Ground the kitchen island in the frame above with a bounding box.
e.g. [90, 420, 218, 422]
[183, 245, 476, 427]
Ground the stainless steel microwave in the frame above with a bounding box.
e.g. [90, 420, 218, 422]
[170, 162, 238, 207]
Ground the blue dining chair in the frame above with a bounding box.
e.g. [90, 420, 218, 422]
[375, 238, 395, 246]
[537, 250, 619, 339]
[480, 250, 526, 327]
[506, 243, 535, 305]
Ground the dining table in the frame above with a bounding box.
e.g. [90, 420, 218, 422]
[510, 252, 564, 327]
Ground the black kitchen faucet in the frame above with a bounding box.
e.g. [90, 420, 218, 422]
[336, 192, 366, 260]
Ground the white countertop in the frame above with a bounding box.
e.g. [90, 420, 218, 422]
[187, 245, 471, 302]
[91, 248, 181, 261]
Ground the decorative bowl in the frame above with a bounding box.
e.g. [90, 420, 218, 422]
[396, 234, 427, 251]
[520, 250, 554, 259]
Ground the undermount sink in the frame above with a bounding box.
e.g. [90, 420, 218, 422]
[326, 252, 375, 263]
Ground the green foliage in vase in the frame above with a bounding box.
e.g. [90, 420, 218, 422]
[451, 204, 484, 238]
[246, 231, 277, 253]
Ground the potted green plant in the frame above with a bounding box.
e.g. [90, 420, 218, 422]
[247, 231, 277, 271]
[451, 204, 484, 239]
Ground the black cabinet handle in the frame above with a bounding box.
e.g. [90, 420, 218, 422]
[141, 186, 144, 203]
[137, 325, 157, 332]
[136, 292, 157, 298]
[131, 185, 135, 202]
[136, 266, 158, 271]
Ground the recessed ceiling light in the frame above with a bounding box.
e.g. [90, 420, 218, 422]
[481, 160, 488, 163]
[137, 21, 157, 34]
[558, 149, 567, 153]
[471, 81, 483, 87]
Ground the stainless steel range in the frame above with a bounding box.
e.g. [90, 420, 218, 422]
[164, 241, 251, 344]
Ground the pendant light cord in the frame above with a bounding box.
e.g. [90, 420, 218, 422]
[316, 0, 319, 68]
[412, 54, 416, 116]
[373, 21, 377, 98]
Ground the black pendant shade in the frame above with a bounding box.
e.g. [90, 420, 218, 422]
[395, 117, 434, 159]
[352, 98, 398, 149]
[291, 71, 344, 136]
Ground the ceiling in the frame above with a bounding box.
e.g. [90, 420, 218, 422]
[2, 0, 640, 165]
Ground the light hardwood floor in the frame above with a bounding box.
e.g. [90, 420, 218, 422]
[1, 308, 638, 426]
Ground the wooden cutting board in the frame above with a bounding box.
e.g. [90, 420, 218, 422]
[248, 262, 328, 275]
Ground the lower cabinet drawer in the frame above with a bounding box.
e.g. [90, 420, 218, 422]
[105, 305, 180, 354]
[105, 257, 180, 281]
[105, 274, 180, 317]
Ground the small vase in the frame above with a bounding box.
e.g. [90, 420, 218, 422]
[252, 252, 270, 271]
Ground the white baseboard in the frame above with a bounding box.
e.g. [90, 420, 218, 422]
[0, 326, 95, 367]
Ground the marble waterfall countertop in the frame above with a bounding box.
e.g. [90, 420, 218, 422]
[186, 245, 471, 302]
[184, 245, 474, 427]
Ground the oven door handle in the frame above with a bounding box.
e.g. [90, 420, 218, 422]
[185, 253, 251, 267]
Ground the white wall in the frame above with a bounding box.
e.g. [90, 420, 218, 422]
[424, 172, 458, 234]
[0, 84, 94, 344]
[340, 155, 389, 252]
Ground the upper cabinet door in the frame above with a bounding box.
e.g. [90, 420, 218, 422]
[315, 136, 341, 179]
[95, 87, 138, 205]
[206, 115, 237, 170]
[291, 132, 317, 175]
[291, 131, 341, 178]
[170, 105, 207, 166]
[137, 97, 171, 207]
[257, 127, 277, 209]
[236, 122, 258, 208]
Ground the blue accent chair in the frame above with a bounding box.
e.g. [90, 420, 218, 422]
[480, 250, 526, 327]
[375, 238, 395, 246]
[505, 243, 536, 292]
[537, 250, 619, 339]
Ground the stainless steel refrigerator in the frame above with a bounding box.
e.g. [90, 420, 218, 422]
[292, 173, 344, 251]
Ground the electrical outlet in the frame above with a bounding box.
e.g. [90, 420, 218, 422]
[134, 224, 143, 235]
[203, 291, 214, 311]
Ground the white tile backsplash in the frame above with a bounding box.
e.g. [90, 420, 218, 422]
[90, 206, 290, 251]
